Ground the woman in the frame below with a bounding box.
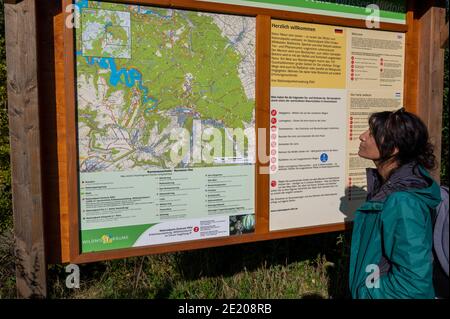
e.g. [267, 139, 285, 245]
[349, 108, 441, 299]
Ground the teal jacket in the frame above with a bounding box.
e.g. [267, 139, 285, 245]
[349, 163, 441, 299]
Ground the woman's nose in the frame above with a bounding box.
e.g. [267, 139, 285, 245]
[359, 131, 367, 142]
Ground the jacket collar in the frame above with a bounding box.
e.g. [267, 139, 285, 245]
[365, 161, 430, 203]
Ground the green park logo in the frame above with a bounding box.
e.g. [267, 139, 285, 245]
[82, 234, 129, 245]
[101, 234, 113, 244]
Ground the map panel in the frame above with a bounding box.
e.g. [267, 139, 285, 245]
[76, 1, 256, 172]
[74, 0, 256, 252]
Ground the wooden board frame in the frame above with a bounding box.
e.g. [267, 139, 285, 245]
[61, 0, 410, 264]
[53, 0, 439, 264]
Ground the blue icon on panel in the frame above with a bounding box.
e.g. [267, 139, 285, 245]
[320, 153, 328, 163]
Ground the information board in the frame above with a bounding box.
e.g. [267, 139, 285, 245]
[64, 0, 410, 260]
[269, 20, 405, 230]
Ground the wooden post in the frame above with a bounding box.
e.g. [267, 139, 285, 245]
[4, 0, 47, 298]
[416, 0, 447, 182]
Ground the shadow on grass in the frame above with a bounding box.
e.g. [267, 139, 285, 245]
[175, 233, 335, 279]
[169, 185, 365, 299]
[173, 230, 352, 298]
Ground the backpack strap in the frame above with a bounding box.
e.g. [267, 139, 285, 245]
[434, 186, 449, 277]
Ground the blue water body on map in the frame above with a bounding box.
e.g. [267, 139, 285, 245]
[76, 52, 158, 112]
[75, 0, 89, 10]
[75, 1, 163, 113]
[137, 5, 172, 19]
[77, 0, 171, 20]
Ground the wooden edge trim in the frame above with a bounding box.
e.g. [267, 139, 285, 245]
[71, 222, 351, 264]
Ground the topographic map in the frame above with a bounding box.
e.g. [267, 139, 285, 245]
[75, 0, 256, 172]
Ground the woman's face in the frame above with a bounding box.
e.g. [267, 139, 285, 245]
[358, 129, 381, 160]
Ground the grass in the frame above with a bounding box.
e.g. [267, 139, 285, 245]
[0, 228, 351, 299]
